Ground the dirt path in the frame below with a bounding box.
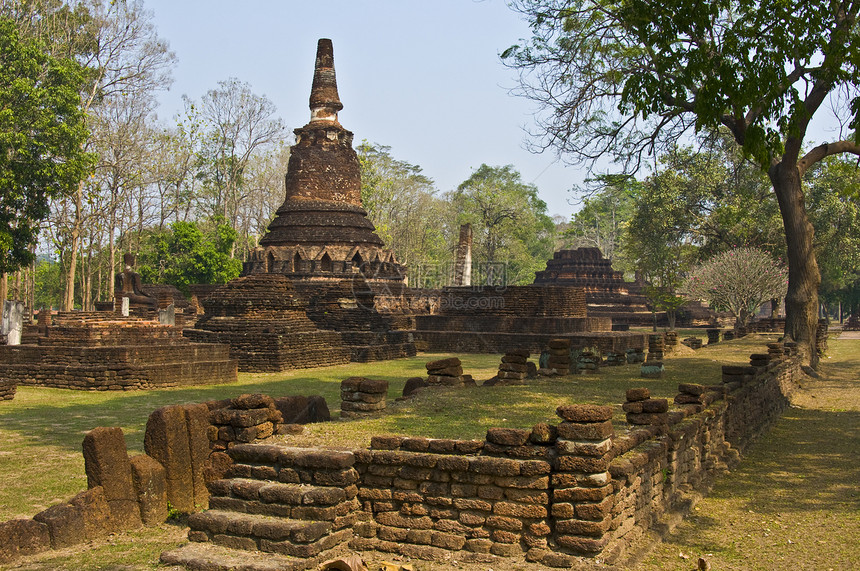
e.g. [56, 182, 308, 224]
[635, 338, 860, 571]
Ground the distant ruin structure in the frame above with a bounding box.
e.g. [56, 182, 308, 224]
[243, 39, 405, 286]
[534, 248, 717, 328]
[189, 39, 415, 369]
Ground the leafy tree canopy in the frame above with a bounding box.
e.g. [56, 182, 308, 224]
[0, 17, 94, 274]
[452, 164, 556, 285]
[504, 0, 860, 364]
[136, 218, 242, 294]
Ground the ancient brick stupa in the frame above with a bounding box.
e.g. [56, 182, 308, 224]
[534, 248, 654, 328]
[243, 39, 405, 284]
[190, 39, 415, 368]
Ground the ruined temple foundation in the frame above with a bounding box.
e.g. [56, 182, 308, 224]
[411, 286, 646, 355]
[533, 248, 657, 328]
[183, 274, 351, 372]
[0, 312, 236, 390]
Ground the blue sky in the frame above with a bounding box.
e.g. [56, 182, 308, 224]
[144, 0, 585, 218]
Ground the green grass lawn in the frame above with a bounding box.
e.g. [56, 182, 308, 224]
[2, 333, 855, 570]
[0, 337, 768, 523]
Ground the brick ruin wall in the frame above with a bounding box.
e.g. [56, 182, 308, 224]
[0, 345, 801, 567]
[0, 319, 237, 390]
[411, 285, 653, 354]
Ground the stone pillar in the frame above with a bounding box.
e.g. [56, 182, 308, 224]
[425, 357, 464, 387]
[81, 427, 142, 529]
[498, 350, 529, 382]
[120, 296, 130, 317]
[547, 338, 571, 374]
[144, 405, 194, 513]
[453, 223, 472, 286]
[706, 328, 721, 344]
[552, 404, 615, 556]
[1, 300, 24, 345]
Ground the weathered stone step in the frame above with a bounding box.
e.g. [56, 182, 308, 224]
[188, 510, 333, 546]
[160, 540, 341, 571]
[186, 509, 353, 559]
[225, 444, 360, 488]
[205, 478, 360, 526]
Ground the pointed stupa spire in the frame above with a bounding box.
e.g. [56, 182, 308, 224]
[309, 38, 343, 123]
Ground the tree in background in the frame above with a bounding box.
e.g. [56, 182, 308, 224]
[357, 142, 452, 279]
[804, 156, 860, 320]
[563, 174, 637, 272]
[505, 0, 860, 366]
[192, 78, 285, 246]
[452, 164, 555, 285]
[135, 218, 242, 295]
[0, 17, 93, 293]
[624, 158, 700, 330]
[686, 247, 788, 331]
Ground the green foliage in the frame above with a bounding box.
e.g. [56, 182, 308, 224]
[357, 141, 452, 273]
[452, 164, 556, 285]
[136, 218, 242, 294]
[33, 256, 64, 310]
[0, 17, 94, 274]
[564, 174, 638, 272]
[805, 156, 860, 311]
[624, 153, 702, 328]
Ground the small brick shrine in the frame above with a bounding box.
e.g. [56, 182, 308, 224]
[183, 274, 351, 372]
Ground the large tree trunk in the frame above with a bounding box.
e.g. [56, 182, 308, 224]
[769, 161, 821, 367]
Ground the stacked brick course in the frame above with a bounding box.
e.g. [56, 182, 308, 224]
[496, 350, 530, 383]
[425, 357, 464, 387]
[340, 377, 389, 418]
[351, 434, 553, 563]
[546, 338, 571, 374]
[0, 377, 15, 400]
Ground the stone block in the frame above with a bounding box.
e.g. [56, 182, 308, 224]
[641, 398, 669, 413]
[625, 387, 650, 401]
[144, 405, 194, 513]
[678, 383, 706, 395]
[69, 486, 110, 540]
[0, 519, 50, 563]
[486, 427, 531, 446]
[425, 357, 461, 370]
[529, 422, 556, 444]
[232, 393, 274, 409]
[129, 454, 168, 525]
[34, 502, 85, 549]
[556, 404, 613, 423]
[184, 403, 211, 510]
[82, 426, 141, 529]
[557, 420, 614, 440]
[402, 377, 427, 397]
